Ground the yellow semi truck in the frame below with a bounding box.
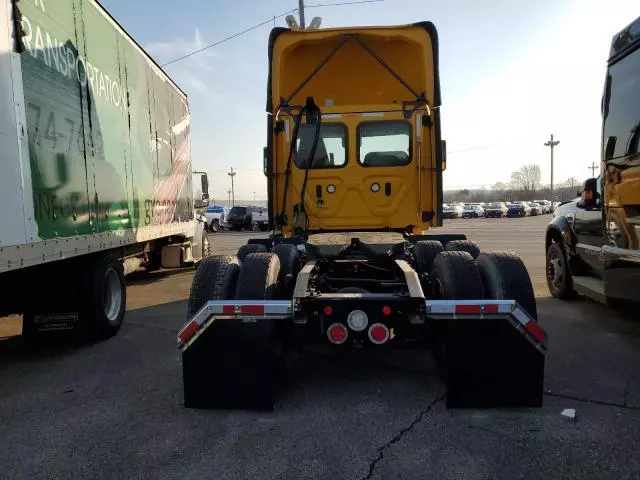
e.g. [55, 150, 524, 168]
[179, 22, 546, 410]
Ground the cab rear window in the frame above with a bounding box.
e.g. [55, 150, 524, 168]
[295, 123, 347, 169]
[357, 121, 411, 167]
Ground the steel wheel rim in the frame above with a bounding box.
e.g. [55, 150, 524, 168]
[547, 248, 564, 292]
[103, 268, 123, 323]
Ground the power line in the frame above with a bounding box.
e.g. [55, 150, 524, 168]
[162, 9, 297, 67]
[161, 0, 385, 67]
[305, 0, 384, 8]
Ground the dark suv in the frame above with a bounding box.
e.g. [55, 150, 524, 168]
[227, 206, 258, 230]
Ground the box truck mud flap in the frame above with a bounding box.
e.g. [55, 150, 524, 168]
[177, 299, 546, 410]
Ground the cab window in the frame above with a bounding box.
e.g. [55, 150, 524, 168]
[357, 121, 411, 167]
[295, 123, 347, 169]
[603, 48, 640, 160]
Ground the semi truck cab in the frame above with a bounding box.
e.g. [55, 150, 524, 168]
[545, 16, 640, 304]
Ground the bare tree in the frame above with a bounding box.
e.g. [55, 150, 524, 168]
[510, 164, 541, 192]
[564, 176, 579, 189]
[493, 182, 508, 191]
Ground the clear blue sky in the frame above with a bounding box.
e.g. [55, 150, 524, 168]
[100, 0, 637, 201]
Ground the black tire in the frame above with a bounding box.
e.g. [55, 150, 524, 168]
[237, 243, 268, 262]
[187, 256, 240, 318]
[271, 243, 300, 287]
[430, 251, 484, 300]
[445, 239, 481, 260]
[476, 251, 537, 320]
[546, 243, 575, 300]
[413, 240, 444, 274]
[210, 219, 219, 233]
[88, 255, 127, 340]
[236, 253, 280, 300]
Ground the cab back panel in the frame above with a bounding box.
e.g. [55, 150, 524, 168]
[267, 24, 441, 234]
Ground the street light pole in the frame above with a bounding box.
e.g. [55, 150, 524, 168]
[544, 134, 560, 202]
[588, 161, 599, 177]
[227, 167, 236, 206]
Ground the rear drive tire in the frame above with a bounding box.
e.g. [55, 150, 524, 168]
[430, 251, 484, 300]
[445, 240, 481, 260]
[476, 251, 537, 320]
[187, 256, 240, 318]
[546, 243, 575, 300]
[237, 243, 268, 262]
[413, 240, 444, 274]
[271, 244, 300, 296]
[235, 253, 280, 300]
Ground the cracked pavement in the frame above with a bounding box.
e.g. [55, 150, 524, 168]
[2, 218, 640, 479]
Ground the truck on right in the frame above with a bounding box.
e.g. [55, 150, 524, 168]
[545, 16, 640, 304]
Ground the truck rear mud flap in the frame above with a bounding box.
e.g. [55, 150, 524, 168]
[426, 300, 546, 408]
[178, 300, 546, 410]
[178, 301, 292, 410]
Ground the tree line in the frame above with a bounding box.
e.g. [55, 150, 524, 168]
[444, 164, 583, 204]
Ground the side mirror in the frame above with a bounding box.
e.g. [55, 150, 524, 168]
[441, 139, 447, 171]
[581, 177, 598, 208]
[200, 174, 209, 196]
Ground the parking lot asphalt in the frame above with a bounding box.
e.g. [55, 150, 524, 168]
[1, 216, 640, 479]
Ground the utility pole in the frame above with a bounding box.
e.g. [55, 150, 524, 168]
[227, 188, 232, 206]
[298, 0, 305, 29]
[544, 134, 560, 202]
[253, 192, 256, 203]
[227, 167, 236, 206]
[588, 161, 599, 177]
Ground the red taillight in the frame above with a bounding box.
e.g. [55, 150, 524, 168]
[368, 323, 389, 345]
[323, 305, 333, 316]
[327, 323, 348, 344]
[382, 305, 392, 316]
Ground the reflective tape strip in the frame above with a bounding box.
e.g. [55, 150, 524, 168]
[525, 321, 547, 344]
[427, 300, 513, 314]
[177, 300, 292, 346]
[177, 321, 199, 344]
[455, 304, 499, 314]
[511, 306, 531, 327]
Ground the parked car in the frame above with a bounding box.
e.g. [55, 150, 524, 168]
[529, 202, 543, 216]
[484, 202, 507, 218]
[534, 200, 551, 214]
[461, 204, 484, 218]
[442, 204, 460, 219]
[203, 205, 228, 232]
[227, 205, 266, 230]
[507, 201, 530, 217]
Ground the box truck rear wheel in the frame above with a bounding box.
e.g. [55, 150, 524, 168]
[90, 255, 127, 340]
[187, 256, 240, 318]
[476, 251, 537, 320]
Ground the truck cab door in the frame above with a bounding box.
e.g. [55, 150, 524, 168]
[574, 176, 605, 276]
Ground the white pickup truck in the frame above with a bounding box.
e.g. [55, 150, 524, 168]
[251, 209, 269, 231]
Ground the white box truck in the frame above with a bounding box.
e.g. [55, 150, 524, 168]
[0, 0, 209, 342]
